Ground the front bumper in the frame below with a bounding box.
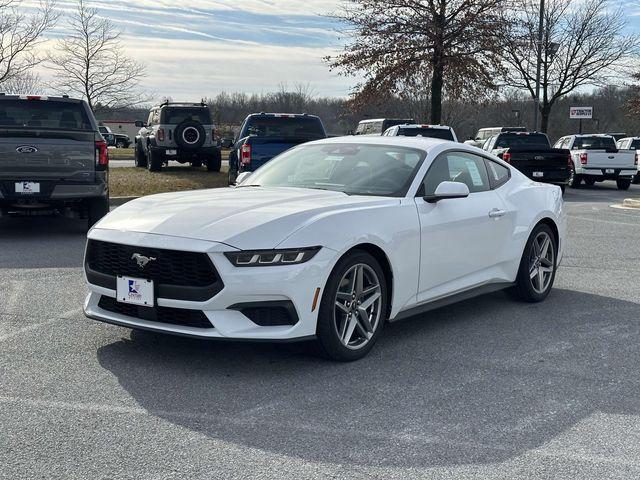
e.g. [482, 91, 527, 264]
[83, 229, 337, 341]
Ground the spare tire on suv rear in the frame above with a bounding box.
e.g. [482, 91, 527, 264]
[175, 121, 206, 150]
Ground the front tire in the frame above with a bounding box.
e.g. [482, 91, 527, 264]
[316, 250, 387, 361]
[509, 224, 557, 303]
[617, 178, 631, 190]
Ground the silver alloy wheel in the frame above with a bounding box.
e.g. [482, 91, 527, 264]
[529, 231, 555, 294]
[333, 263, 382, 350]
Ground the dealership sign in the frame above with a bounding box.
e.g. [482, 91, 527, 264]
[570, 107, 592, 119]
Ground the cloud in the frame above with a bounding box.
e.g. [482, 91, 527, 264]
[27, 0, 352, 99]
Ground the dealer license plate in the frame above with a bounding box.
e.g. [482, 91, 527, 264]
[605, 169, 615, 174]
[533, 171, 544, 178]
[166, 149, 177, 155]
[116, 276, 154, 307]
[15, 182, 40, 194]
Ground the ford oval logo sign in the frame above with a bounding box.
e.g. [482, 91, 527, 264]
[16, 145, 38, 154]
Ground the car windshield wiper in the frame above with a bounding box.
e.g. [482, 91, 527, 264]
[236, 184, 261, 188]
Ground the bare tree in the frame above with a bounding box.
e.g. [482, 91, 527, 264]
[0, 0, 57, 84]
[0, 71, 42, 94]
[504, 0, 639, 132]
[47, 0, 147, 112]
[327, 0, 508, 123]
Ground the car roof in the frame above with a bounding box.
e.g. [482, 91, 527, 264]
[304, 135, 464, 153]
[248, 112, 320, 119]
[618, 137, 640, 141]
[0, 94, 83, 103]
[394, 124, 452, 130]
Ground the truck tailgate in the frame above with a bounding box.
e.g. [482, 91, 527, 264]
[0, 129, 96, 181]
[505, 148, 570, 182]
[577, 150, 636, 169]
[246, 137, 312, 170]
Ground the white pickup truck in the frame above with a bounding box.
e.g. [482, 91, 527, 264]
[553, 134, 637, 190]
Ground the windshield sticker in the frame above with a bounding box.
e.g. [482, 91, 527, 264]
[465, 161, 484, 186]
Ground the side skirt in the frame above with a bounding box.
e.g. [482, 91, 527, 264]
[391, 282, 514, 322]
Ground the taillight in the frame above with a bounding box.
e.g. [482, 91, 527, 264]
[157, 128, 165, 142]
[241, 143, 251, 166]
[635, 152, 639, 166]
[95, 140, 109, 167]
[579, 153, 588, 165]
[502, 152, 511, 163]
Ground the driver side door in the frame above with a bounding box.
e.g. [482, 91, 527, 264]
[414, 150, 511, 304]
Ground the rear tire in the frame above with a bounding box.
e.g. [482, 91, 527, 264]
[315, 250, 387, 361]
[147, 149, 163, 172]
[569, 162, 581, 188]
[87, 197, 109, 229]
[207, 149, 222, 172]
[633, 174, 640, 185]
[508, 223, 557, 303]
[617, 178, 631, 190]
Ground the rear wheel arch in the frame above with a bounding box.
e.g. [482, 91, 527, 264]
[536, 218, 559, 253]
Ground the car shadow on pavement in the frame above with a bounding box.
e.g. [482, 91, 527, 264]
[0, 216, 87, 268]
[96, 288, 640, 469]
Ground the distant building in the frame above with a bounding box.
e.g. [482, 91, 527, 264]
[103, 120, 139, 141]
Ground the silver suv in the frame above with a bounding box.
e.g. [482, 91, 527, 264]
[134, 102, 222, 172]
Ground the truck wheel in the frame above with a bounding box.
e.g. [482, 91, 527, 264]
[87, 197, 109, 229]
[616, 178, 631, 191]
[148, 149, 163, 172]
[633, 174, 640, 185]
[569, 162, 581, 188]
[135, 142, 147, 168]
[207, 149, 222, 172]
[228, 168, 238, 185]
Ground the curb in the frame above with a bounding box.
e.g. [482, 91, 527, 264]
[109, 196, 138, 207]
[623, 198, 640, 209]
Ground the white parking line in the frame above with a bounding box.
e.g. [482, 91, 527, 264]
[0, 308, 81, 342]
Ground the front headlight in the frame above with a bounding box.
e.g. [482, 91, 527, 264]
[224, 247, 321, 267]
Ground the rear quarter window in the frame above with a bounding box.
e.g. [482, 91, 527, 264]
[0, 100, 92, 130]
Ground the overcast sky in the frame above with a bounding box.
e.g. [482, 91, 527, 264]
[29, 0, 351, 101]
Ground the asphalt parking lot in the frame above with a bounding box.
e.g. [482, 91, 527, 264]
[1, 183, 639, 480]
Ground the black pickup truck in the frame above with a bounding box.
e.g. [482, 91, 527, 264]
[223, 113, 327, 184]
[483, 132, 571, 192]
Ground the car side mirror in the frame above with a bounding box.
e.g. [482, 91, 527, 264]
[424, 181, 470, 203]
[134, 120, 146, 128]
[221, 138, 234, 148]
[235, 171, 252, 185]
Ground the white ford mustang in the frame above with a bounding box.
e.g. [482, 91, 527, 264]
[84, 136, 565, 360]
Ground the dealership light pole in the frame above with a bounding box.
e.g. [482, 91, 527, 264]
[533, 0, 545, 131]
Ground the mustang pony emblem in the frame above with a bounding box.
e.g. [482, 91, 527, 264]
[131, 253, 156, 269]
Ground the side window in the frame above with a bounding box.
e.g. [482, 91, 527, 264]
[484, 159, 510, 189]
[422, 151, 490, 196]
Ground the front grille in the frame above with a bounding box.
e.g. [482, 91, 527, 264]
[85, 240, 223, 302]
[98, 296, 212, 329]
[230, 301, 299, 327]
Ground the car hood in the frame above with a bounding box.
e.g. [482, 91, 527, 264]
[94, 187, 397, 250]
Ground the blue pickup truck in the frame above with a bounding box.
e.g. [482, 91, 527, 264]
[224, 113, 327, 184]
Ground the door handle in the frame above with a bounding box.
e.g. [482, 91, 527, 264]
[489, 209, 507, 218]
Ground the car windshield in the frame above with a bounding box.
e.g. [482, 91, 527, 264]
[495, 133, 550, 149]
[162, 107, 210, 125]
[242, 143, 425, 197]
[245, 116, 325, 139]
[397, 127, 454, 140]
[0, 100, 91, 130]
[573, 136, 617, 150]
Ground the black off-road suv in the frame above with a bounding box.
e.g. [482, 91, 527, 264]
[134, 102, 222, 172]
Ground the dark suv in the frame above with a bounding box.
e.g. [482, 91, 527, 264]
[134, 102, 222, 172]
[0, 94, 109, 228]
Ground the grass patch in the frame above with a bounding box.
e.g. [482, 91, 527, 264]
[110, 166, 229, 197]
[108, 148, 231, 161]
